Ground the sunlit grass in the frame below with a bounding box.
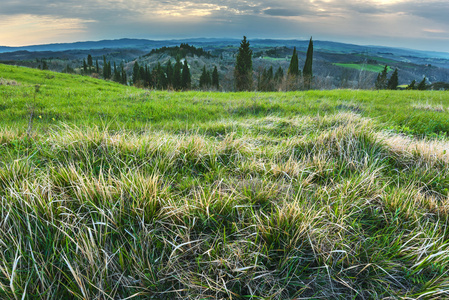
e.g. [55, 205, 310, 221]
[1, 64, 449, 299]
[333, 63, 393, 73]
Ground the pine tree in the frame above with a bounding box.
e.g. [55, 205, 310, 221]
[375, 65, 388, 89]
[83, 59, 88, 74]
[144, 65, 151, 87]
[121, 66, 127, 85]
[387, 68, 399, 90]
[406, 80, 416, 90]
[303, 37, 313, 90]
[113, 62, 122, 83]
[181, 59, 191, 90]
[274, 66, 284, 83]
[258, 67, 275, 91]
[212, 66, 219, 90]
[154, 63, 167, 89]
[96, 60, 99, 73]
[266, 66, 274, 91]
[64, 64, 74, 73]
[417, 77, 427, 90]
[103, 56, 108, 79]
[101, 56, 112, 79]
[133, 61, 140, 85]
[234, 36, 253, 91]
[199, 65, 209, 89]
[288, 47, 299, 77]
[166, 60, 173, 88]
[206, 70, 212, 87]
[139, 66, 145, 86]
[107, 62, 112, 79]
[173, 58, 182, 90]
[42, 60, 48, 70]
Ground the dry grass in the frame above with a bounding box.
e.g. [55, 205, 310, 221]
[0, 78, 19, 86]
[412, 101, 446, 112]
[382, 133, 449, 164]
[1, 113, 449, 299]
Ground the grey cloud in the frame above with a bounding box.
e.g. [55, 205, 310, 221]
[391, 1, 449, 25]
[263, 8, 308, 17]
[311, 0, 387, 15]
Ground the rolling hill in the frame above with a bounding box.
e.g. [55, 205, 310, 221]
[2, 38, 449, 89]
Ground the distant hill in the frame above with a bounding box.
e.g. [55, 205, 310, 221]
[144, 43, 214, 59]
[0, 38, 240, 53]
[2, 38, 449, 88]
[2, 38, 449, 60]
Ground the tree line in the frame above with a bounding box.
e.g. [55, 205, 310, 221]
[234, 36, 314, 91]
[132, 57, 193, 90]
[374, 65, 427, 90]
[74, 36, 431, 91]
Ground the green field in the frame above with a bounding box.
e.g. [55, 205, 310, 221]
[1, 64, 449, 299]
[333, 63, 394, 73]
[1, 64, 448, 136]
[262, 56, 289, 61]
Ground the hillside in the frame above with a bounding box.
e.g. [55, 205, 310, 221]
[2, 38, 449, 89]
[1, 65, 449, 299]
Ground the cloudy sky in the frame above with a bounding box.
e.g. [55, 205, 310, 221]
[1, 0, 448, 51]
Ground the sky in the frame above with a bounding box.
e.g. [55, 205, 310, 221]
[0, 0, 448, 52]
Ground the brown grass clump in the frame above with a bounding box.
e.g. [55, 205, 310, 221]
[0, 78, 19, 86]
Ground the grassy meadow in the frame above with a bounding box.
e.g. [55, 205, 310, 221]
[332, 63, 393, 74]
[1, 64, 449, 299]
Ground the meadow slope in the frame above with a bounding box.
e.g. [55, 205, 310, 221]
[1, 65, 449, 299]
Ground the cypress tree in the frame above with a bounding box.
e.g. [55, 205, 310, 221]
[303, 37, 313, 90]
[96, 60, 99, 73]
[288, 47, 299, 77]
[387, 68, 399, 90]
[212, 66, 219, 90]
[181, 59, 191, 90]
[234, 36, 253, 91]
[42, 60, 48, 70]
[87, 55, 93, 73]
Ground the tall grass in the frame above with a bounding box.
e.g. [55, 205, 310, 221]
[1, 112, 449, 299]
